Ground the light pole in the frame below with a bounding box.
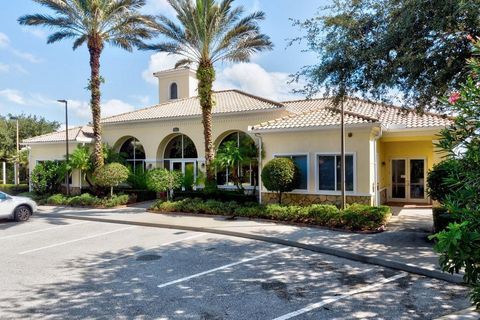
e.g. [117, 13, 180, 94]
[58, 100, 70, 196]
[9, 116, 19, 185]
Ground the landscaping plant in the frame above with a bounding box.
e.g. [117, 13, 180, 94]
[30, 160, 67, 195]
[19, 0, 156, 169]
[146, 168, 183, 200]
[261, 158, 298, 204]
[429, 36, 480, 309]
[143, 0, 272, 185]
[93, 163, 130, 197]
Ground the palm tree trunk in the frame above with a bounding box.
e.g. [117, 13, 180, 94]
[197, 61, 216, 187]
[88, 34, 104, 170]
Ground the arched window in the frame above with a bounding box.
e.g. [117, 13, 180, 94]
[119, 137, 145, 172]
[216, 131, 258, 188]
[164, 134, 197, 159]
[170, 82, 178, 100]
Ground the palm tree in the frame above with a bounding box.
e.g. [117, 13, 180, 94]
[143, 0, 272, 185]
[19, 0, 156, 169]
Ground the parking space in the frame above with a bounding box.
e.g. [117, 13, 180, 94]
[0, 214, 471, 319]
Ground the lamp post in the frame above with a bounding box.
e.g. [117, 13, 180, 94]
[9, 116, 19, 185]
[57, 100, 70, 196]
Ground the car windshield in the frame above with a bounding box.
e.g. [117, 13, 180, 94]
[0, 192, 7, 200]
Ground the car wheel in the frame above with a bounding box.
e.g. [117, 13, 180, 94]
[14, 205, 31, 222]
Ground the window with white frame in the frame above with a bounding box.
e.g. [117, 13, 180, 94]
[317, 154, 354, 192]
[274, 154, 308, 190]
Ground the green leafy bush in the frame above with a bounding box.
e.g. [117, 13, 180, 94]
[46, 194, 67, 205]
[146, 168, 183, 200]
[127, 170, 148, 190]
[308, 204, 341, 227]
[31, 161, 67, 195]
[0, 184, 29, 195]
[174, 189, 256, 203]
[427, 160, 462, 202]
[150, 199, 390, 231]
[342, 204, 391, 231]
[93, 163, 130, 196]
[45, 193, 129, 208]
[432, 206, 460, 233]
[261, 158, 297, 204]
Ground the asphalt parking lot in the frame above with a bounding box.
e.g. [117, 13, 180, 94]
[0, 213, 471, 320]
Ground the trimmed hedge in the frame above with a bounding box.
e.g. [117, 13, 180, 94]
[0, 184, 29, 195]
[150, 198, 391, 231]
[44, 193, 130, 208]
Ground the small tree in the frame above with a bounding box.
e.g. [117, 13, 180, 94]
[93, 163, 129, 197]
[261, 158, 297, 204]
[146, 169, 183, 201]
[30, 161, 67, 195]
[215, 141, 244, 191]
[69, 145, 93, 189]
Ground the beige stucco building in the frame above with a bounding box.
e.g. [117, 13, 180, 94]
[23, 67, 451, 205]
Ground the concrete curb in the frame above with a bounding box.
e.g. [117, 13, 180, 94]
[54, 213, 464, 285]
[435, 307, 479, 319]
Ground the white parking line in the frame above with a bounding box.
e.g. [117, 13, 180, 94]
[158, 247, 290, 289]
[85, 233, 206, 266]
[19, 226, 136, 255]
[0, 221, 91, 240]
[271, 272, 409, 320]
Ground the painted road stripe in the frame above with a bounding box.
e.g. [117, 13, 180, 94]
[19, 226, 136, 255]
[158, 247, 290, 289]
[0, 221, 91, 240]
[85, 233, 206, 267]
[272, 272, 409, 320]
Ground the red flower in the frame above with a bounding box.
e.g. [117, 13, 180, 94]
[448, 92, 461, 105]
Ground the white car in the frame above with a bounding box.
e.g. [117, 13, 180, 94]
[0, 191, 37, 222]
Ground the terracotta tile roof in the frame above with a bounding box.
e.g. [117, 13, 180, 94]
[101, 90, 284, 124]
[250, 107, 378, 131]
[282, 97, 452, 129]
[22, 126, 94, 144]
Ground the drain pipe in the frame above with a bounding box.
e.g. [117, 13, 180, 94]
[373, 127, 383, 206]
[254, 133, 263, 204]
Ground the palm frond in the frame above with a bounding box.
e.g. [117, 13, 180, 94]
[47, 30, 77, 44]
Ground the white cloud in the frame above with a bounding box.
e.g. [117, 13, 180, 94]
[142, 0, 176, 16]
[0, 32, 42, 63]
[102, 99, 135, 117]
[67, 99, 136, 120]
[130, 94, 151, 105]
[21, 27, 47, 40]
[142, 52, 184, 85]
[214, 63, 304, 101]
[0, 32, 10, 48]
[0, 62, 9, 73]
[0, 89, 26, 104]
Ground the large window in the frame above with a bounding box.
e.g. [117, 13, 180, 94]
[274, 154, 308, 190]
[216, 132, 258, 187]
[119, 137, 146, 172]
[164, 134, 197, 159]
[317, 154, 354, 192]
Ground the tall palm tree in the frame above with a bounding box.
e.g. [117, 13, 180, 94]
[19, 0, 156, 169]
[143, 0, 272, 185]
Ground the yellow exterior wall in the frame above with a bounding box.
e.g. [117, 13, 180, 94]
[28, 142, 85, 190]
[259, 127, 376, 196]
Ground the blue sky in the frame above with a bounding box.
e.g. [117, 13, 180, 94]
[0, 0, 328, 128]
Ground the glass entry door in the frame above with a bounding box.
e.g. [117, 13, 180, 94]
[170, 160, 197, 190]
[390, 158, 426, 202]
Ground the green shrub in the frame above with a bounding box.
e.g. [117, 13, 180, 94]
[101, 194, 129, 208]
[342, 204, 391, 231]
[93, 163, 130, 196]
[0, 184, 29, 195]
[127, 170, 148, 190]
[150, 199, 390, 231]
[68, 193, 100, 207]
[46, 194, 67, 205]
[261, 158, 297, 204]
[308, 204, 341, 226]
[146, 168, 183, 200]
[432, 206, 460, 233]
[174, 189, 256, 203]
[427, 159, 461, 202]
[31, 161, 67, 195]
